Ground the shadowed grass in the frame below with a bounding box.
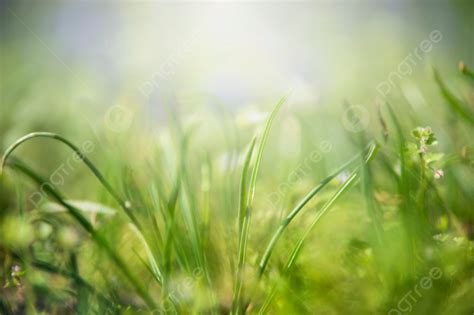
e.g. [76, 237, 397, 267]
[3, 158, 158, 310]
[433, 68, 474, 126]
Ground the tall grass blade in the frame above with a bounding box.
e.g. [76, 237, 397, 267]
[231, 96, 286, 314]
[258, 171, 359, 315]
[287, 144, 377, 269]
[231, 136, 257, 314]
[257, 143, 377, 276]
[258, 144, 378, 314]
[248, 96, 287, 205]
[129, 223, 164, 284]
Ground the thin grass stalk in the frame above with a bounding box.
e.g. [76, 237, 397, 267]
[231, 137, 257, 314]
[1, 132, 142, 229]
[258, 144, 378, 314]
[247, 96, 287, 206]
[285, 145, 377, 275]
[360, 142, 384, 246]
[257, 171, 359, 315]
[232, 97, 286, 314]
[257, 143, 376, 277]
[129, 223, 164, 284]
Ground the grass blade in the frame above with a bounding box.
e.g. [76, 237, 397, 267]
[231, 137, 257, 314]
[0, 132, 142, 228]
[248, 96, 287, 206]
[231, 96, 286, 314]
[129, 223, 164, 284]
[258, 144, 378, 314]
[257, 143, 377, 277]
[4, 158, 158, 309]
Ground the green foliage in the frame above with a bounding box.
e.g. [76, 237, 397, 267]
[1, 64, 473, 315]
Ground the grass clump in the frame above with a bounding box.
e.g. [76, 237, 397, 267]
[0, 64, 473, 314]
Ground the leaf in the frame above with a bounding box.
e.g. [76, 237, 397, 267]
[425, 153, 444, 165]
[41, 200, 117, 215]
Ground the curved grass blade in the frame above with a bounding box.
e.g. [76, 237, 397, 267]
[287, 143, 377, 269]
[248, 96, 287, 205]
[257, 143, 377, 277]
[258, 144, 378, 314]
[1, 132, 142, 229]
[129, 223, 164, 284]
[285, 171, 359, 270]
[258, 171, 359, 315]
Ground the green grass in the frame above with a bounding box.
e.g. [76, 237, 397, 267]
[0, 64, 473, 315]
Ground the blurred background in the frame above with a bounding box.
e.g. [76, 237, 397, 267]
[1, 1, 473, 138]
[1, 0, 473, 224]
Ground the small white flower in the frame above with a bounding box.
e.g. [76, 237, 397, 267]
[434, 169, 444, 179]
